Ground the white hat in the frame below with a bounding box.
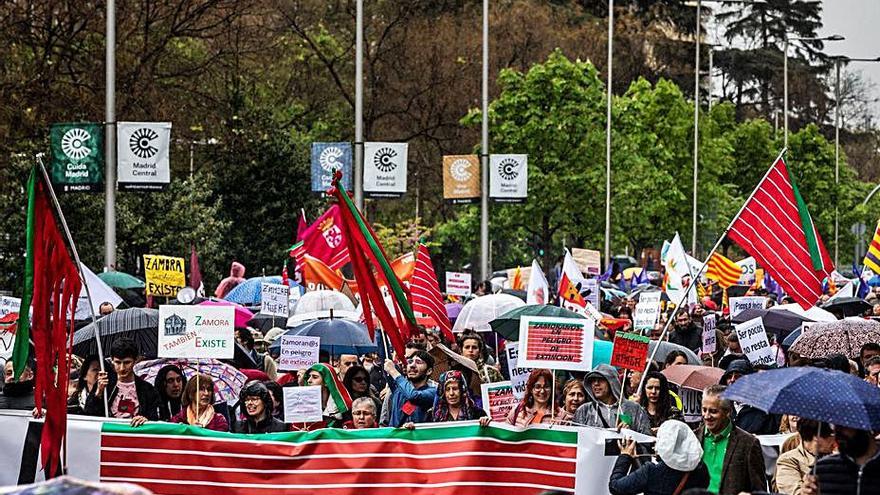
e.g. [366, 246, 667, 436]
[263, 327, 286, 343]
[655, 420, 703, 471]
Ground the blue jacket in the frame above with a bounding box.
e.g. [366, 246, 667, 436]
[609, 455, 710, 495]
[386, 375, 436, 427]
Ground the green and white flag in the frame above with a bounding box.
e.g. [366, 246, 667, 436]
[49, 122, 104, 192]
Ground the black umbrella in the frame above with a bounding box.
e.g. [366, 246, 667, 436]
[822, 297, 872, 318]
[73, 308, 159, 358]
[731, 307, 812, 339]
[246, 313, 287, 332]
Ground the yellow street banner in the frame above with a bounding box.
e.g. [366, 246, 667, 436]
[143, 254, 186, 296]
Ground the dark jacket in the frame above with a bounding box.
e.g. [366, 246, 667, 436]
[816, 450, 880, 495]
[668, 323, 702, 352]
[695, 424, 767, 495]
[83, 367, 161, 420]
[232, 415, 287, 434]
[609, 455, 710, 495]
[155, 364, 186, 421]
[0, 381, 36, 411]
[732, 404, 780, 435]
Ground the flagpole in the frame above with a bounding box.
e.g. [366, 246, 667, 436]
[36, 155, 109, 417]
[635, 147, 787, 395]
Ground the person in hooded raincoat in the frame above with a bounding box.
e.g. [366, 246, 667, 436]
[215, 261, 246, 299]
[573, 364, 652, 436]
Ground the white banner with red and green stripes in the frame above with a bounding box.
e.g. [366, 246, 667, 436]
[0, 411, 652, 495]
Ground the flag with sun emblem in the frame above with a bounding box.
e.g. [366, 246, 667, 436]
[489, 154, 528, 203]
[364, 142, 408, 198]
[117, 122, 172, 191]
[49, 122, 104, 192]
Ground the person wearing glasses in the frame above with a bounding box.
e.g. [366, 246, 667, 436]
[382, 351, 437, 427]
[343, 365, 382, 421]
[507, 369, 558, 427]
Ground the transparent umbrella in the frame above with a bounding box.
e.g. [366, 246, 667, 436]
[452, 294, 526, 332]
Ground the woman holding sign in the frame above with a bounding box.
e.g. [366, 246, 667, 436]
[170, 374, 229, 432]
[506, 369, 558, 427]
[302, 363, 352, 429]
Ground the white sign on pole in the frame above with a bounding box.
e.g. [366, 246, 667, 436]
[158, 305, 235, 359]
[734, 317, 775, 366]
[505, 342, 533, 400]
[729, 296, 767, 318]
[518, 316, 595, 371]
[363, 142, 408, 198]
[489, 154, 528, 202]
[0, 297, 21, 318]
[701, 314, 717, 354]
[283, 386, 324, 423]
[582, 278, 600, 310]
[116, 122, 172, 191]
[278, 335, 321, 371]
[633, 292, 661, 331]
[445, 272, 472, 297]
[571, 248, 602, 276]
[260, 283, 290, 318]
[736, 257, 757, 284]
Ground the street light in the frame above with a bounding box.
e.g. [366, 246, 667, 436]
[783, 34, 845, 147]
[604, 0, 613, 270]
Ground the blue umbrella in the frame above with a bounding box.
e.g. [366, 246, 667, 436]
[869, 275, 880, 287]
[224, 276, 303, 305]
[722, 367, 880, 431]
[268, 318, 378, 356]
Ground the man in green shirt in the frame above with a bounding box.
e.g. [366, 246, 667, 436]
[696, 384, 767, 495]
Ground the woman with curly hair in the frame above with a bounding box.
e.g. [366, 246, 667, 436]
[506, 369, 557, 427]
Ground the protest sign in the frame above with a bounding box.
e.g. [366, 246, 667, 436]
[571, 248, 601, 276]
[158, 305, 235, 359]
[736, 257, 757, 284]
[505, 342, 533, 400]
[0, 297, 21, 318]
[734, 317, 775, 366]
[702, 313, 717, 354]
[364, 142, 407, 198]
[116, 122, 171, 191]
[489, 154, 527, 203]
[680, 388, 703, 423]
[518, 316, 594, 371]
[582, 278, 600, 310]
[144, 254, 185, 297]
[729, 296, 767, 318]
[445, 271, 472, 297]
[480, 381, 516, 422]
[260, 282, 289, 317]
[278, 335, 320, 371]
[283, 386, 323, 423]
[49, 122, 104, 192]
[442, 155, 480, 203]
[633, 292, 661, 331]
[610, 332, 650, 372]
[311, 142, 352, 193]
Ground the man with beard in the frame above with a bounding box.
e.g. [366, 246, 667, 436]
[802, 424, 880, 495]
[0, 360, 35, 410]
[383, 350, 436, 427]
[668, 311, 702, 352]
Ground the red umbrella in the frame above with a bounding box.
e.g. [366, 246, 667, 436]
[662, 364, 724, 391]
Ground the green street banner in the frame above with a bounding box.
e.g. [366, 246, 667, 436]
[0, 411, 655, 495]
[49, 122, 104, 192]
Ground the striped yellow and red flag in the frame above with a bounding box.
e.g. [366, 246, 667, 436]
[863, 219, 880, 274]
[705, 252, 742, 288]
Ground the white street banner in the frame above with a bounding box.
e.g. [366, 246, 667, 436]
[283, 386, 324, 423]
[702, 313, 717, 354]
[260, 282, 289, 318]
[278, 335, 320, 371]
[364, 142, 407, 198]
[445, 271, 472, 297]
[730, 296, 767, 318]
[489, 154, 527, 202]
[633, 292, 661, 331]
[116, 122, 171, 190]
[505, 342, 533, 400]
[734, 317, 775, 366]
[158, 305, 235, 359]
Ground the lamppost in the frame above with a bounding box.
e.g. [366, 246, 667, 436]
[783, 34, 845, 147]
[604, 0, 613, 270]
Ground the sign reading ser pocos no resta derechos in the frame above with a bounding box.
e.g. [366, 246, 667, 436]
[158, 305, 235, 359]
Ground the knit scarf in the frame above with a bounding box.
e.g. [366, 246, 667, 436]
[187, 404, 215, 427]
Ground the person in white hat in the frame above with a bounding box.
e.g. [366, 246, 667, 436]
[608, 420, 710, 495]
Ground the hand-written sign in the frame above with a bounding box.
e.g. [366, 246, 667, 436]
[702, 314, 717, 354]
[157, 305, 234, 359]
[0, 297, 21, 318]
[481, 381, 516, 422]
[144, 255, 185, 297]
[283, 386, 323, 423]
[260, 283, 289, 318]
[278, 335, 320, 371]
[633, 292, 661, 331]
[610, 332, 650, 372]
[734, 317, 775, 366]
[445, 272, 472, 298]
[729, 296, 767, 318]
[504, 342, 533, 400]
[518, 316, 594, 371]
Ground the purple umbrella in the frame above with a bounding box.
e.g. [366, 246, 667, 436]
[445, 303, 463, 321]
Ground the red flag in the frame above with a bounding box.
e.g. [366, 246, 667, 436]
[410, 244, 454, 341]
[189, 245, 204, 296]
[727, 157, 832, 309]
[292, 205, 350, 271]
[296, 209, 308, 241]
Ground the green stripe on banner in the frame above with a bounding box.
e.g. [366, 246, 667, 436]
[787, 163, 824, 271]
[101, 422, 578, 445]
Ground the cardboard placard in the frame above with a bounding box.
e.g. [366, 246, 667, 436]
[734, 317, 775, 366]
[260, 283, 290, 318]
[278, 335, 321, 371]
[504, 342, 533, 400]
[702, 314, 717, 354]
[571, 248, 601, 276]
[610, 332, 650, 372]
[283, 386, 324, 423]
[480, 381, 516, 422]
[143, 254, 185, 297]
[729, 296, 767, 318]
[158, 305, 235, 359]
[518, 316, 594, 371]
[633, 292, 661, 331]
[445, 272, 472, 297]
